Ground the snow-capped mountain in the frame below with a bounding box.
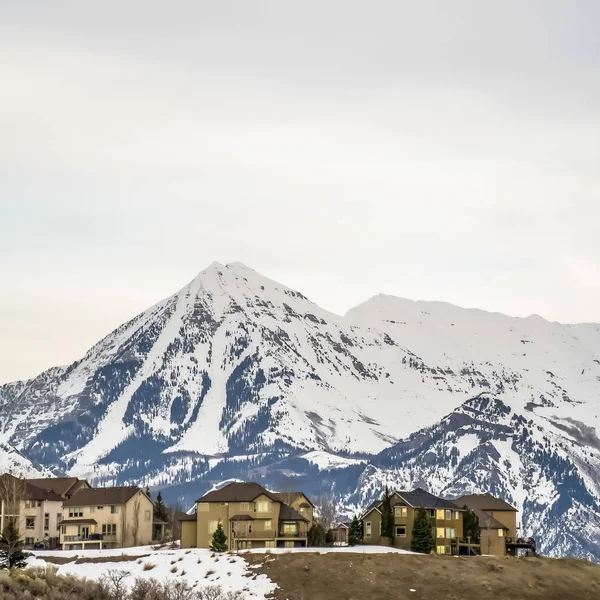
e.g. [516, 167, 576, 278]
[1, 262, 599, 560]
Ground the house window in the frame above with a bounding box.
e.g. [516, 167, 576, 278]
[282, 523, 296, 535]
[110, 506, 119, 514]
[97, 506, 104, 510]
[90, 507, 95, 513]
[430, 510, 436, 518]
[255, 501, 270, 513]
[57, 513, 62, 524]
[102, 524, 117, 535]
[25, 500, 35, 509]
[437, 527, 445, 538]
[445, 528, 456, 539]
[44, 513, 50, 530]
[240, 502, 250, 512]
[208, 521, 219, 534]
[437, 545, 446, 555]
[498, 529, 505, 538]
[394, 507, 408, 518]
[454, 511, 460, 520]
[61, 526, 66, 535]
[198, 503, 209, 512]
[26, 517, 35, 529]
[299, 507, 307, 515]
[25, 537, 34, 546]
[365, 522, 372, 537]
[265, 541, 275, 548]
[264, 520, 272, 531]
[436, 509, 445, 520]
[284, 541, 294, 548]
[69, 508, 83, 518]
[395, 526, 407, 538]
[445, 510, 452, 521]
[144, 510, 151, 522]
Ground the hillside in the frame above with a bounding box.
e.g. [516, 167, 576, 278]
[1, 262, 599, 560]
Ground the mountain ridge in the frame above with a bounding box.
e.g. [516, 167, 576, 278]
[1, 262, 599, 560]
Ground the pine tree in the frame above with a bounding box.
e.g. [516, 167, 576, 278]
[462, 506, 480, 543]
[307, 523, 326, 547]
[145, 486, 151, 500]
[380, 487, 394, 540]
[153, 492, 168, 522]
[348, 515, 363, 546]
[410, 508, 434, 554]
[0, 519, 28, 569]
[210, 521, 228, 552]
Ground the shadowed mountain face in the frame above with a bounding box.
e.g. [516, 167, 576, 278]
[1, 262, 599, 560]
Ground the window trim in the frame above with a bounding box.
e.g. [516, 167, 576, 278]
[365, 521, 372, 538]
[395, 526, 407, 538]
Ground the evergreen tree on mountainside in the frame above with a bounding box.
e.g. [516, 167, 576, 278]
[411, 508, 434, 554]
[348, 515, 364, 546]
[0, 520, 28, 569]
[380, 486, 394, 540]
[210, 521, 228, 552]
[153, 492, 168, 522]
[463, 506, 480, 542]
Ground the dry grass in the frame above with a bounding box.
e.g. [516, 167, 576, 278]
[40, 554, 150, 566]
[143, 562, 156, 571]
[245, 552, 600, 600]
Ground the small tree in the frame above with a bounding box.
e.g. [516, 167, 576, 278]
[153, 492, 168, 523]
[210, 521, 227, 552]
[462, 506, 480, 543]
[307, 522, 327, 547]
[380, 487, 394, 541]
[411, 508, 434, 554]
[348, 515, 363, 546]
[0, 518, 27, 569]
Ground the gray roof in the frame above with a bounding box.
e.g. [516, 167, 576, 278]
[272, 492, 315, 508]
[397, 488, 463, 511]
[279, 503, 309, 522]
[178, 513, 198, 522]
[454, 493, 517, 512]
[26, 477, 88, 498]
[64, 486, 143, 507]
[196, 482, 280, 504]
[361, 501, 383, 518]
[229, 514, 255, 521]
[0, 474, 63, 502]
[469, 507, 507, 530]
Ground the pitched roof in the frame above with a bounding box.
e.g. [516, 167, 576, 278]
[454, 493, 517, 512]
[361, 501, 383, 518]
[26, 477, 85, 498]
[196, 482, 280, 504]
[63, 486, 143, 507]
[279, 503, 309, 522]
[178, 513, 198, 522]
[272, 492, 315, 508]
[397, 488, 463, 511]
[229, 514, 255, 521]
[469, 507, 507, 530]
[0, 474, 63, 502]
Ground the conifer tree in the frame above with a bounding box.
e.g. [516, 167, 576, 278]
[210, 521, 228, 552]
[380, 487, 394, 540]
[153, 492, 168, 522]
[410, 508, 434, 554]
[462, 506, 480, 543]
[0, 519, 28, 569]
[145, 486, 151, 500]
[348, 515, 363, 546]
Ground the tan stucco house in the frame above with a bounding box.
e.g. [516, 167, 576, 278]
[361, 488, 465, 555]
[179, 482, 312, 551]
[455, 492, 534, 556]
[60, 486, 155, 550]
[0, 474, 64, 549]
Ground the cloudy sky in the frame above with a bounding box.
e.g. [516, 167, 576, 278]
[1, 0, 599, 383]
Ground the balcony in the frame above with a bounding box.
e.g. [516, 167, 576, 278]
[231, 530, 276, 540]
[278, 531, 307, 538]
[63, 534, 105, 542]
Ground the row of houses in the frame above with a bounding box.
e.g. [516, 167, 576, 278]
[0, 474, 163, 550]
[177, 481, 536, 557]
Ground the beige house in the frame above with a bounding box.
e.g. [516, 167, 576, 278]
[361, 488, 465, 555]
[180, 482, 312, 551]
[0, 474, 64, 549]
[455, 493, 534, 556]
[60, 486, 155, 550]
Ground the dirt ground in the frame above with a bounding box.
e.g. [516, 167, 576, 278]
[244, 552, 600, 600]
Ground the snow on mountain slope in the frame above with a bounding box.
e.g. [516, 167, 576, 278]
[0, 262, 599, 560]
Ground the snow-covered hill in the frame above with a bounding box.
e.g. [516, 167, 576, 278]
[1, 262, 599, 560]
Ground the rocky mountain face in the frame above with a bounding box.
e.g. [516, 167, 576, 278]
[1, 262, 599, 560]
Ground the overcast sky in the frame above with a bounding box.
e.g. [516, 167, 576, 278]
[1, 0, 599, 383]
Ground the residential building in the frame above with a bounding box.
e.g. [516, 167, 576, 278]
[272, 492, 314, 527]
[179, 482, 312, 550]
[361, 488, 465, 555]
[60, 486, 155, 550]
[455, 492, 535, 556]
[330, 522, 350, 545]
[27, 477, 90, 500]
[0, 474, 64, 549]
